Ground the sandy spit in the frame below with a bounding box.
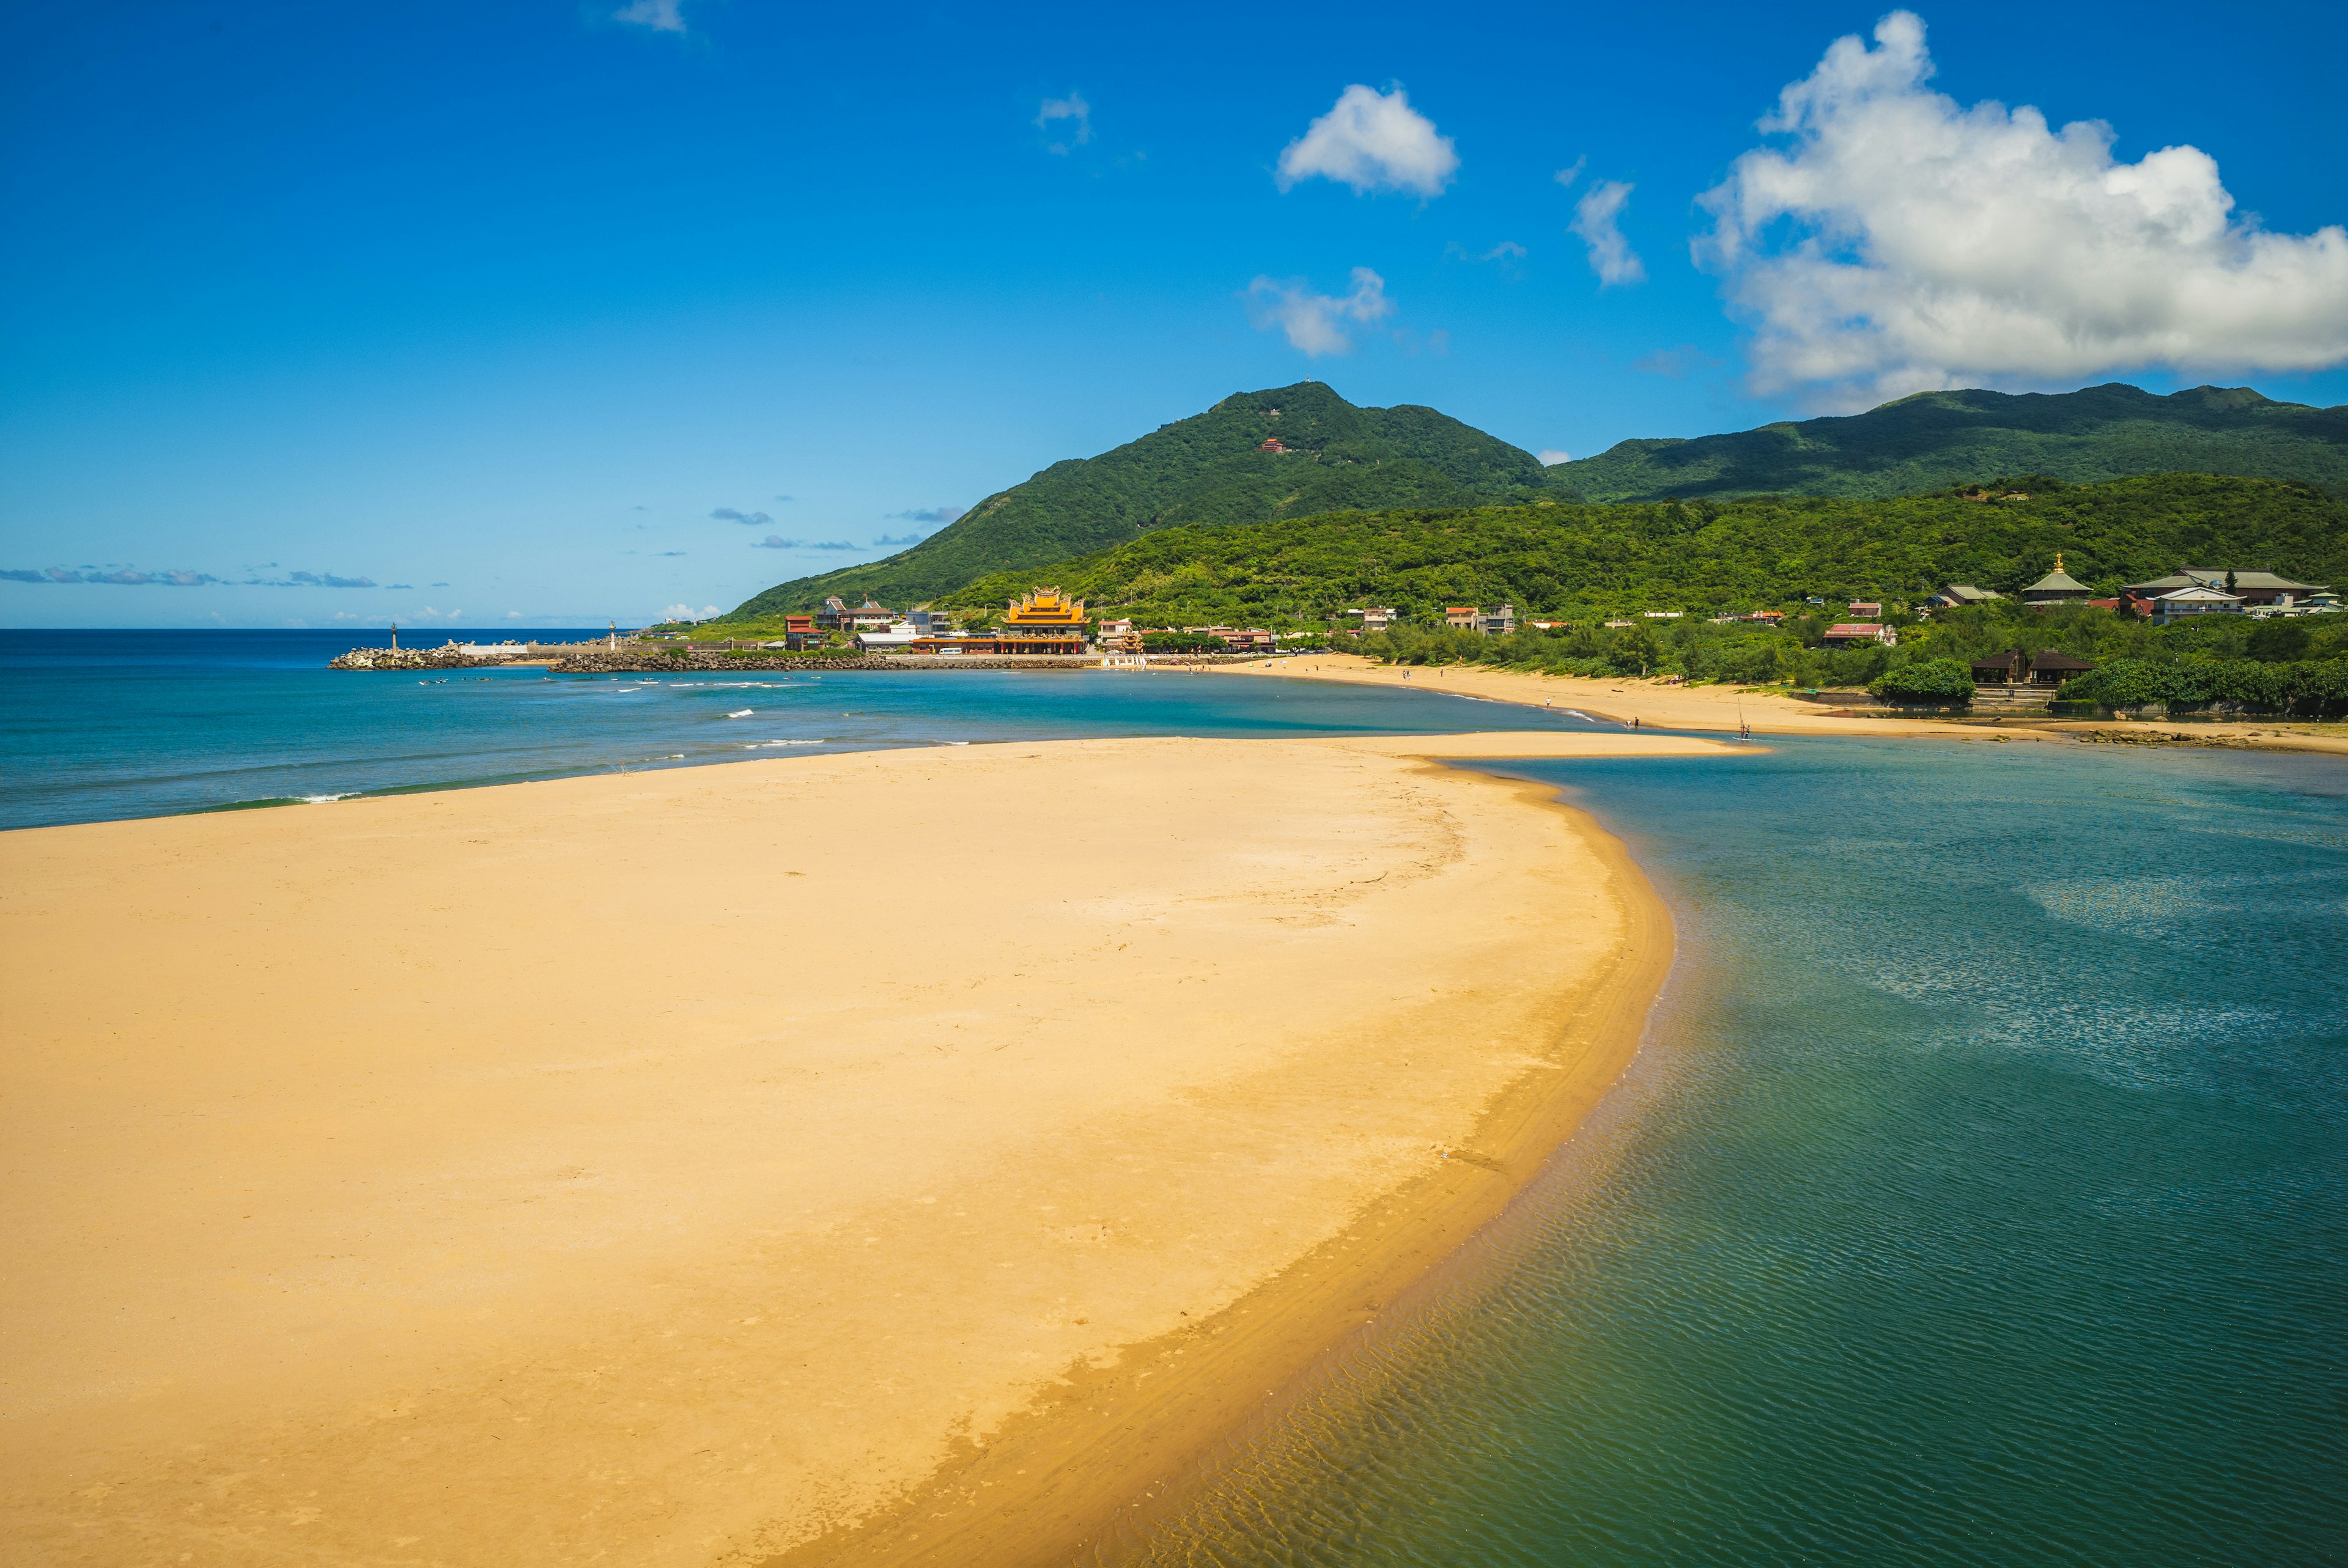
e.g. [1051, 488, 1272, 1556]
[1, 729, 1721, 1566]
[1208, 653, 2348, 755]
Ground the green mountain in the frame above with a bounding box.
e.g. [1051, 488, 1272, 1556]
[720, 381, 1552, 618]
[1551, 383, 2348, 503]
[934, 474, 2347, 627]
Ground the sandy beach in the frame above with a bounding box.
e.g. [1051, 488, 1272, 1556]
[1, 729, 1718, 1566]
[1210, 654, 2348, 756]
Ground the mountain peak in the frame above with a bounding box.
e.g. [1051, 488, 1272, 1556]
[723, 383, 1548, 617]
[1557, 380, 2346, 502]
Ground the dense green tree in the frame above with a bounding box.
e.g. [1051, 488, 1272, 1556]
[925, 473, 2344, 630]
[1871, 660, 1976, 703]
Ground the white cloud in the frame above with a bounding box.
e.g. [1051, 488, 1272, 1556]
[1036, 91, 1091, 154]
[1245, 268, 1395, 356]
[1554, 156, 1587, 189]
[1537, 449, 1572, 466]
[1699, 10, 2348, 407]
[1277, 84, 1457, 197]
[662, 603, 721, 621]
[1570, 180, 1645, 286]
[613, 0, 685, 32]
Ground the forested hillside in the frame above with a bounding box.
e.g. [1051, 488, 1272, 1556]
[1551, 383, 2348, 502]
[935, 474, 2346, 627]
[723, 382, 1551, 617]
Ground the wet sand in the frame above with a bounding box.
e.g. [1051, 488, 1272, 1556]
[1, 730, 1719, 1566]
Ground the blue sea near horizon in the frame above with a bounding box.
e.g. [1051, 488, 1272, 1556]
[0, 628, 1603, 831]
[1111, 738, 2348, 1567]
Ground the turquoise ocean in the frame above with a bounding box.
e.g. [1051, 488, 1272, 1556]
[7, 630, 2342, 1563]
[1114, 739, 2348, 1566]
[0, 630, 1597, 830]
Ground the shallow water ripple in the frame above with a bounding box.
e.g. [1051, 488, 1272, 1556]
[1115, 740, 2348, 1567]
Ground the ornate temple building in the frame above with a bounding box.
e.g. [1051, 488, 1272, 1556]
[997, 587, 1090, 655]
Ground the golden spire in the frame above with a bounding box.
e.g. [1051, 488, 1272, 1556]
[2053, 552, 2065, 572]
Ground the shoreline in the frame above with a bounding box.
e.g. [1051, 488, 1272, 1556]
[1, 729, 1720, 1567]
[1203, 653, 2348, 757]
[761, 758, 1677, 1567]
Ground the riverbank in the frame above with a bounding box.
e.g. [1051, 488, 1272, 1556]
[1208, 655, 2348, 756]
[1, 729, 1720, 1566]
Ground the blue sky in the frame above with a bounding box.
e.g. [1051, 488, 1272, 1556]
[4, 0, 2344, 628]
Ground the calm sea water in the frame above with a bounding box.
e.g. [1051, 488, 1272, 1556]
[1113, 738, 2348, 1566]
[0, 629, 1596, 830]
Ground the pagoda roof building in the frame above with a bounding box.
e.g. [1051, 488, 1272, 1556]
[2022, 554, 2093, 604]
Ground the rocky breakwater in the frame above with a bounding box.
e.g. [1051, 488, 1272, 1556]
[330, 646, 528, 671]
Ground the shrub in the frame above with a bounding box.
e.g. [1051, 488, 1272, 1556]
[2059, 657, 2348, 713]
[1870, 659, 1975, 703]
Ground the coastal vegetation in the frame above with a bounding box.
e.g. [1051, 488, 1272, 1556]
[1354, 597, 2348, 709]
[2056, 657, 2348, 713]
[1870, 660, 1976, 703]
[931, 473, 2346, 628]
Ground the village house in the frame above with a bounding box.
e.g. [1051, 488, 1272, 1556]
[1183, 625, 1276, 652]
[2142, 585, 2245, 625]
[1479, 604, 1516, 635]
[854, 622, 921, 653]
[1846, 601, 1883, 619]
[816, 596, 896, 633]
[1095, 617, 1142, 653]
[2123, 569, 2330, 611]
[1924, 584, 2004, 609]
[1820, 622, 1897, 648]
[1444, 605, 1479, 629]
[1970, 649, 2097, 686]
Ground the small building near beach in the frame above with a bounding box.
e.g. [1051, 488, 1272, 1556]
[2026, 650, 2097, 685]
[1970, 649, 2028, 684]
[1970, 649, 2097, 685]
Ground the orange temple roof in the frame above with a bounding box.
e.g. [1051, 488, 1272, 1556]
[1002, 587, 1087, 627]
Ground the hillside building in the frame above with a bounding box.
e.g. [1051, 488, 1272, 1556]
[2122, 569, 2328, 609]
[1821, 623, 1897, 647]
[1925, 584, 2004, 609]
[2144, 585, 2245, 625]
